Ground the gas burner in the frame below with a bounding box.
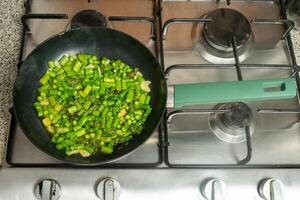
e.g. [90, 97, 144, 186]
[204, 8, 251, 51]
[71, 10, 108, 29]
[208, 102, 255, 143]
[194, 8, 254, 64]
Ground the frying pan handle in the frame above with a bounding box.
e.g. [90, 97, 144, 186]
[172, 78, 297, 108]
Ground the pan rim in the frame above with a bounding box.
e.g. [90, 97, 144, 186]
[13, 27, 167, 166]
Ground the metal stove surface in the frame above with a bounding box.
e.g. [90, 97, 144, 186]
[162, 0, 300, 166]
[2, 0, 300, 200]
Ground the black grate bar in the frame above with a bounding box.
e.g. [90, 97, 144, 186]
[258, 109, 300, 114]
[238, 126, 252, 165]
[162, 18, 212, 37]
[251, 19, 294, 38]
[108, 16, 156, 37]
[157, 0, 165, 68]
[22, 14, 68, 32]
[164, 64, 296, 77]
[163, 164, 300, 169]
[166, 109, 231, 123]
[24, 0, 32, 13]
[291, 70, 298, 77]
[18, 0, 32, 67]
[19, 13, 68, 67]
[232, 36, 243, 81]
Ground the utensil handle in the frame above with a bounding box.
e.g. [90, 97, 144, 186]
[174, 78, 297, 108]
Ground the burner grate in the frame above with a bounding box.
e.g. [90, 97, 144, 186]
[7, 0, 300, 169]
[7, 0, 162, 168]
[159, 0, 300, 168]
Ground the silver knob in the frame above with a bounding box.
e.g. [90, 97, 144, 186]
[97, 178, 121, 200]
[259, 178, 285, 200]
[202, 179, 227, 200]
[34, 179, 61, 200]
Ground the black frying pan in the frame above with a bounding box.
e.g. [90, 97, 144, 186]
[13, 28, 167, 165]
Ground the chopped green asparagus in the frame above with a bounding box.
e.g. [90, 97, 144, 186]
[34, 54, 152, 157]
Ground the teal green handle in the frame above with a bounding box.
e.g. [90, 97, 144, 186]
[174, 78, 297, 108]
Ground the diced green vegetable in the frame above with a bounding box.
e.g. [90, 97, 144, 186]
[34, 54, 152, 157]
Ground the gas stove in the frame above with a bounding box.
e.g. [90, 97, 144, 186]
[2, 0, 300, 200]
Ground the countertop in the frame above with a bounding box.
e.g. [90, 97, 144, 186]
[0, 0, 24, 164]
[292, 30, 300, 61]
[0, 1, 300, 165]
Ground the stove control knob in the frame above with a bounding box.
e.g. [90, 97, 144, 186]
[34, 179, 61, 200]
[202, 178, 227, 200]
[97, 178, 121, 200]
[259, 178, 285, 200]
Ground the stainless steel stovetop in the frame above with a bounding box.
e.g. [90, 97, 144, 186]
[2, 0, 300, 200]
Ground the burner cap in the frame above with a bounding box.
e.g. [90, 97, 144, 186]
[204, 8, 251, 51]
[71, 10, 107, 29]
[208, 102, 255, 143]
[222, 103, 252, 128]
